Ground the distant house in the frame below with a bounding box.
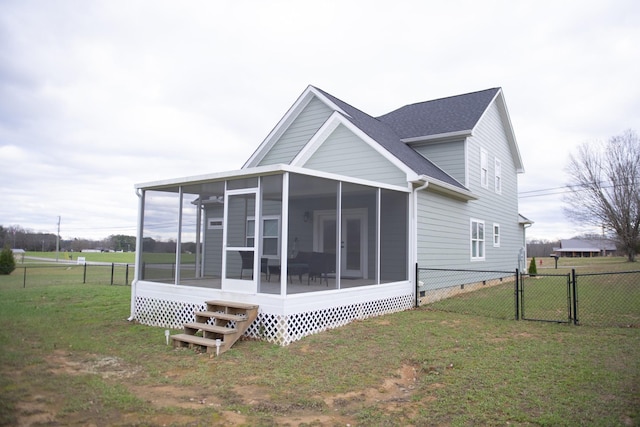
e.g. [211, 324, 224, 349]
[553, 239, 617, 257]
[131, 85, 528, 346]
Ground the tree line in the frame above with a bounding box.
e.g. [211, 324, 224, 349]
[0, 225, 199, 254]
[0, 225, 137, 252]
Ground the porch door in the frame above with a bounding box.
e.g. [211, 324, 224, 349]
[316, 209, 367, 278]
[222, 189, 258, 293]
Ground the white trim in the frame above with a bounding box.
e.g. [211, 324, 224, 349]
[242, 86, 351, 169]
[290, 112, 419, 183]
[222, 187, 260, 293]
[470, 89, 524, 173]
[402, 129, 473, 144]
[494, 157, 502, 194]
[136, 163, 411, 194]
[470, 218, 485, 261]
[480, 148, 488, 189]
[207, 217, 223, 230]
[493, 223, 501, 247]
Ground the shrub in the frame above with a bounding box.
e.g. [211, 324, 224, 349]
[528, 257, 538, 276]
[0, 245, 16, 275]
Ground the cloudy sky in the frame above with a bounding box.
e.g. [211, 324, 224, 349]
[1, 0, 638, 242]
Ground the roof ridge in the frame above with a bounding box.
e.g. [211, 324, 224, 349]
[379, 87, 501, 115]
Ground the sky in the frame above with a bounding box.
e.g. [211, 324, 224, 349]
[1, 0, 639, 242]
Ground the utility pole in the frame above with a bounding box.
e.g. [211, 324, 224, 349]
[56, 216, 61, 262]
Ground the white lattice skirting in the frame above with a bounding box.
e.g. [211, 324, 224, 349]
[134, 294, 414, 346]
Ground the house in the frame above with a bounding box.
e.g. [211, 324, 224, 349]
[131, 85, 527, 348]
[553, 239, 617, 257]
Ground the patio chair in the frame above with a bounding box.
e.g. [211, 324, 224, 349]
[238, 251, 270, 280]
[308, 252, 333, 286]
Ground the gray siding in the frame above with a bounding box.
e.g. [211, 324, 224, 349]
[413, 140, 466, 185]
[304, 124, 408, 186]
[417, 101, 522, 272]
[259, 97, 333, 166]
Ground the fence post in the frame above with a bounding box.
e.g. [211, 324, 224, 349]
[111, 263, 115, 285]
[415, 262, 420, 308]
[23, 267, 27, 288]
[125, 264, 129, 285]
[571, 269, 578, 325]
[83, 263, 87, 284]
[514, 269, 520, 320]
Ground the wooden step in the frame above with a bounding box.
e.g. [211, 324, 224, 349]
[171, 334, 226, 353]
[173, 300, 259, 356]
[194, 311, 248, 322]
[184, 322, 235, 335]
[205, 300, 259, 310]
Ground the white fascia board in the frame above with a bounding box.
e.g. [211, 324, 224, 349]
[291, 112, 418, 182]
[135, 162, 410, 194]
[412, 175, 477, 201]
[242, 86, 351, 169]
[472, 89, 525, 174]
[402, 129, 472, 145]
[135, 164, 286, 190]
[242, 86, 316, 169]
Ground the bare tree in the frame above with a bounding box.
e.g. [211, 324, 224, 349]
[563, 129, 640, 262]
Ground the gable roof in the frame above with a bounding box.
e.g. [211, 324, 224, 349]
[377, 88, 500, 141]
[245, 85, 523, 192]
[311, 87, 466, 190]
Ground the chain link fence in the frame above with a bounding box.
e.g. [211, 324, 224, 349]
[418, 266, 640, 327]
[0, 263, 133, 289]
[574, 270, 640, 327]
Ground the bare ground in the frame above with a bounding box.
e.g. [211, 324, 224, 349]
[8, 350, 424, 426]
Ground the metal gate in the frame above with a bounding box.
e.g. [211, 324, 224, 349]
[518, 273, 575, 323]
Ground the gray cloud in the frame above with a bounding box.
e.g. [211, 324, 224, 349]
[1, 0, 639, 241]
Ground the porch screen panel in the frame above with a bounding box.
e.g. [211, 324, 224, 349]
[225, 193, 256, 280]
[259, 174, 283, 294]
[341, 183, 377, 285]
[287, 173, 337, 293]
[178, 192, 200, 280]
[140, 189, 181, 283]
[380, 190, 408, 283]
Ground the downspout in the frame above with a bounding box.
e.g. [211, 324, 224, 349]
[412, 176, 429, 308]
[130, 188, 145, 321]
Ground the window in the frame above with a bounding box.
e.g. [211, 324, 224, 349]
[207, 218, 223, 230]
[494, 158, 502, 194]
[471, 219, 485, 260]
[493, 223, 500, 247]
[480, 149, 488, 188]
[247, 216, 280, 256]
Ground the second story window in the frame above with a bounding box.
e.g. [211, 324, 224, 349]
[495, 158, 502, 194]
[480, 149, 488, 188]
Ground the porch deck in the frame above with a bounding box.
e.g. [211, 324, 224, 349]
[133, 277, 415, 345]
[152, 275, 379, 294]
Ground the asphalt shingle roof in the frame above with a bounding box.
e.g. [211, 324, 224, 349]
[312, 86, 500, 190]
[377, 88, 500, 140]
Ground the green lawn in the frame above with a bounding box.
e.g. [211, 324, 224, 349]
[0, 273, 638, 425]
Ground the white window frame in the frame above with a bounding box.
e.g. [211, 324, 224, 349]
[470, 219, 485, 261]
[493, 223, 500, 247]
[247, 215, 281, 258]
[207, 217, 223, 230]
[494, 158, 502, 194]
[480, 148, 488, 188]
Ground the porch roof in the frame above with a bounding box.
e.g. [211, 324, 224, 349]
[135, 163, 413, 193]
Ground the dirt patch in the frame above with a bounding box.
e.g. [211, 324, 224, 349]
[10, 352, 425, 426]
[48, 350, 141, 379]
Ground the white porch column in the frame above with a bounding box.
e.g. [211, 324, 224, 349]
[175, 186, 183, 286]
[280, 172, 289, 296]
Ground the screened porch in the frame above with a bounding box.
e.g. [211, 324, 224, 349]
[135, 166, 409, 295]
